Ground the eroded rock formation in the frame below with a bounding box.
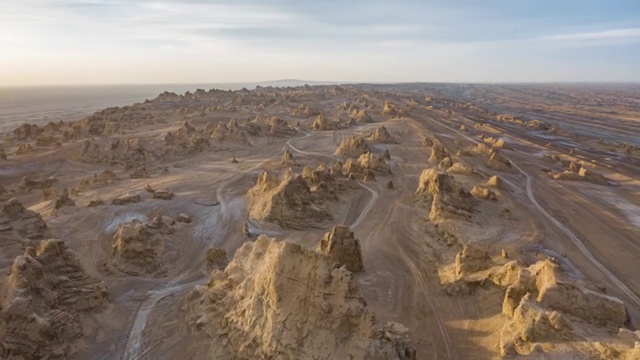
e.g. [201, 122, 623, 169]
[551, 165, 608, 185]
[316, 226, 364, 272]
[334, 136, 371, 158]
[109, 216, 174, 276]
[0, 199, 49, 241]
[247, 171, 331, 229]
[0, 239, 108, 359]
[54, 188, 76, 209]
[415, 168, 476, 221]
[183, 235, 415, 359]
[486, 150, 513, 172]
[367, 126, 395, 144]
[428, 141, 452, 167]
[448, 246, 632, 357]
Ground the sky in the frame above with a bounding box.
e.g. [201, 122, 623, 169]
[1, 0, 640, 85]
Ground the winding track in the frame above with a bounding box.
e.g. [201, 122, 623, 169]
[349, 182, 378, 229]
[122, 276, 191, 359]
[124, 160, 270, 359]
[285, 132, 314, 155]
[122, 128, 382, 359]
[122, 159, 284, 359]
[423, 112, 640, 309]
[284, 128, 380, 229]
[286, 125, 457, 357]
[389, 221, 454, 360]
[511, 161, 640, 308]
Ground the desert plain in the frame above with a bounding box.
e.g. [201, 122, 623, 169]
[1, 83, 640, 359]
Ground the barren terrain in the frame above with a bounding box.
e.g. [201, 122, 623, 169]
[1, 83, 640, 359]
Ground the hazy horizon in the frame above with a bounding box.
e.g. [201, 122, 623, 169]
[3, 80, 640, 90]
[2, 1, 639, 86]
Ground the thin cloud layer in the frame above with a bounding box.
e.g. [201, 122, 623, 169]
[1, 0, 639, 85]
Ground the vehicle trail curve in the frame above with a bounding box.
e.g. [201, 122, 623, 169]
[428, 114, 640, 308]
[123, 128, 379, 359]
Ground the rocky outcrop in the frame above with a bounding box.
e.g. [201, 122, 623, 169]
[35, 134, 61, 147]
[152, 189, 174, 200]
[183, 236, 415, 359]
[428, 141, 452, 167]
[367, 126, 395, 143]
[87, 198, 105, 207]
[311, 112, 330, 130]
[291, 104, 320, 117]
[349, 109, 372, 123]
[79, 138, 155, 170]
[0, 240, 108, 359]
[145, 185, 174, 200]
[354, 152, 392, 177]
[241, 222, 250, 237]
[454, 243, 490, 277]
[316, 226, 364, 272]
[0, 199, 49, 240]
[381, 101, 404, 117]
[447, 162, 475, 175]
[485, 175, 502, 187]
[448, 246, 631, 357]
[495, 114, 550, 131]
[19, 176, 57, 191]
[42, 187, 56, 201]
[486, 150, 512, 172]
[551, 166, 608, 185]
[109, 216, 174, 276]
[12, 123, 44, 140]
[470, 186, 497, 201]
[266, 116, 296, 136]
[75, 170, 119, 190]
[334, 136, 370, 158]
[498, 259, 628, 356]
[15, 144, 34, 155]
[491, 138, 511, 149]
[280, 148, 293, 165]
[164, 121, 211, 155]
[176, 213, 191, 223]
[247, 171, 331, 229]
[129, 166, 148, 179]
[206, 247, 229, 271]
[415, 168, 476, 221]
[301, 166, 352, 199]
[457, 143, 492, 157]
[111, 193, 141, 205]
[54, 188, 76, 209]
[210, 120, 250, 146]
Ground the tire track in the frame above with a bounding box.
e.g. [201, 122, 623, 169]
[390, 222, 453, 360]
[312, 119, 453, 357]
[285, 129, 379, 230]
[122, 131, 313, 359]
[422, 110, 640, 309]
[512, 161, 640, 308]
[350, 182, 378, 229]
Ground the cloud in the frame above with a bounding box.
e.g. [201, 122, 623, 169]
[1, 0, 639, 84]
[534, 28, 640, 47]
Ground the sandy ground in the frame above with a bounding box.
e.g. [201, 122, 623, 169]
[1, 84, 640, 359]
